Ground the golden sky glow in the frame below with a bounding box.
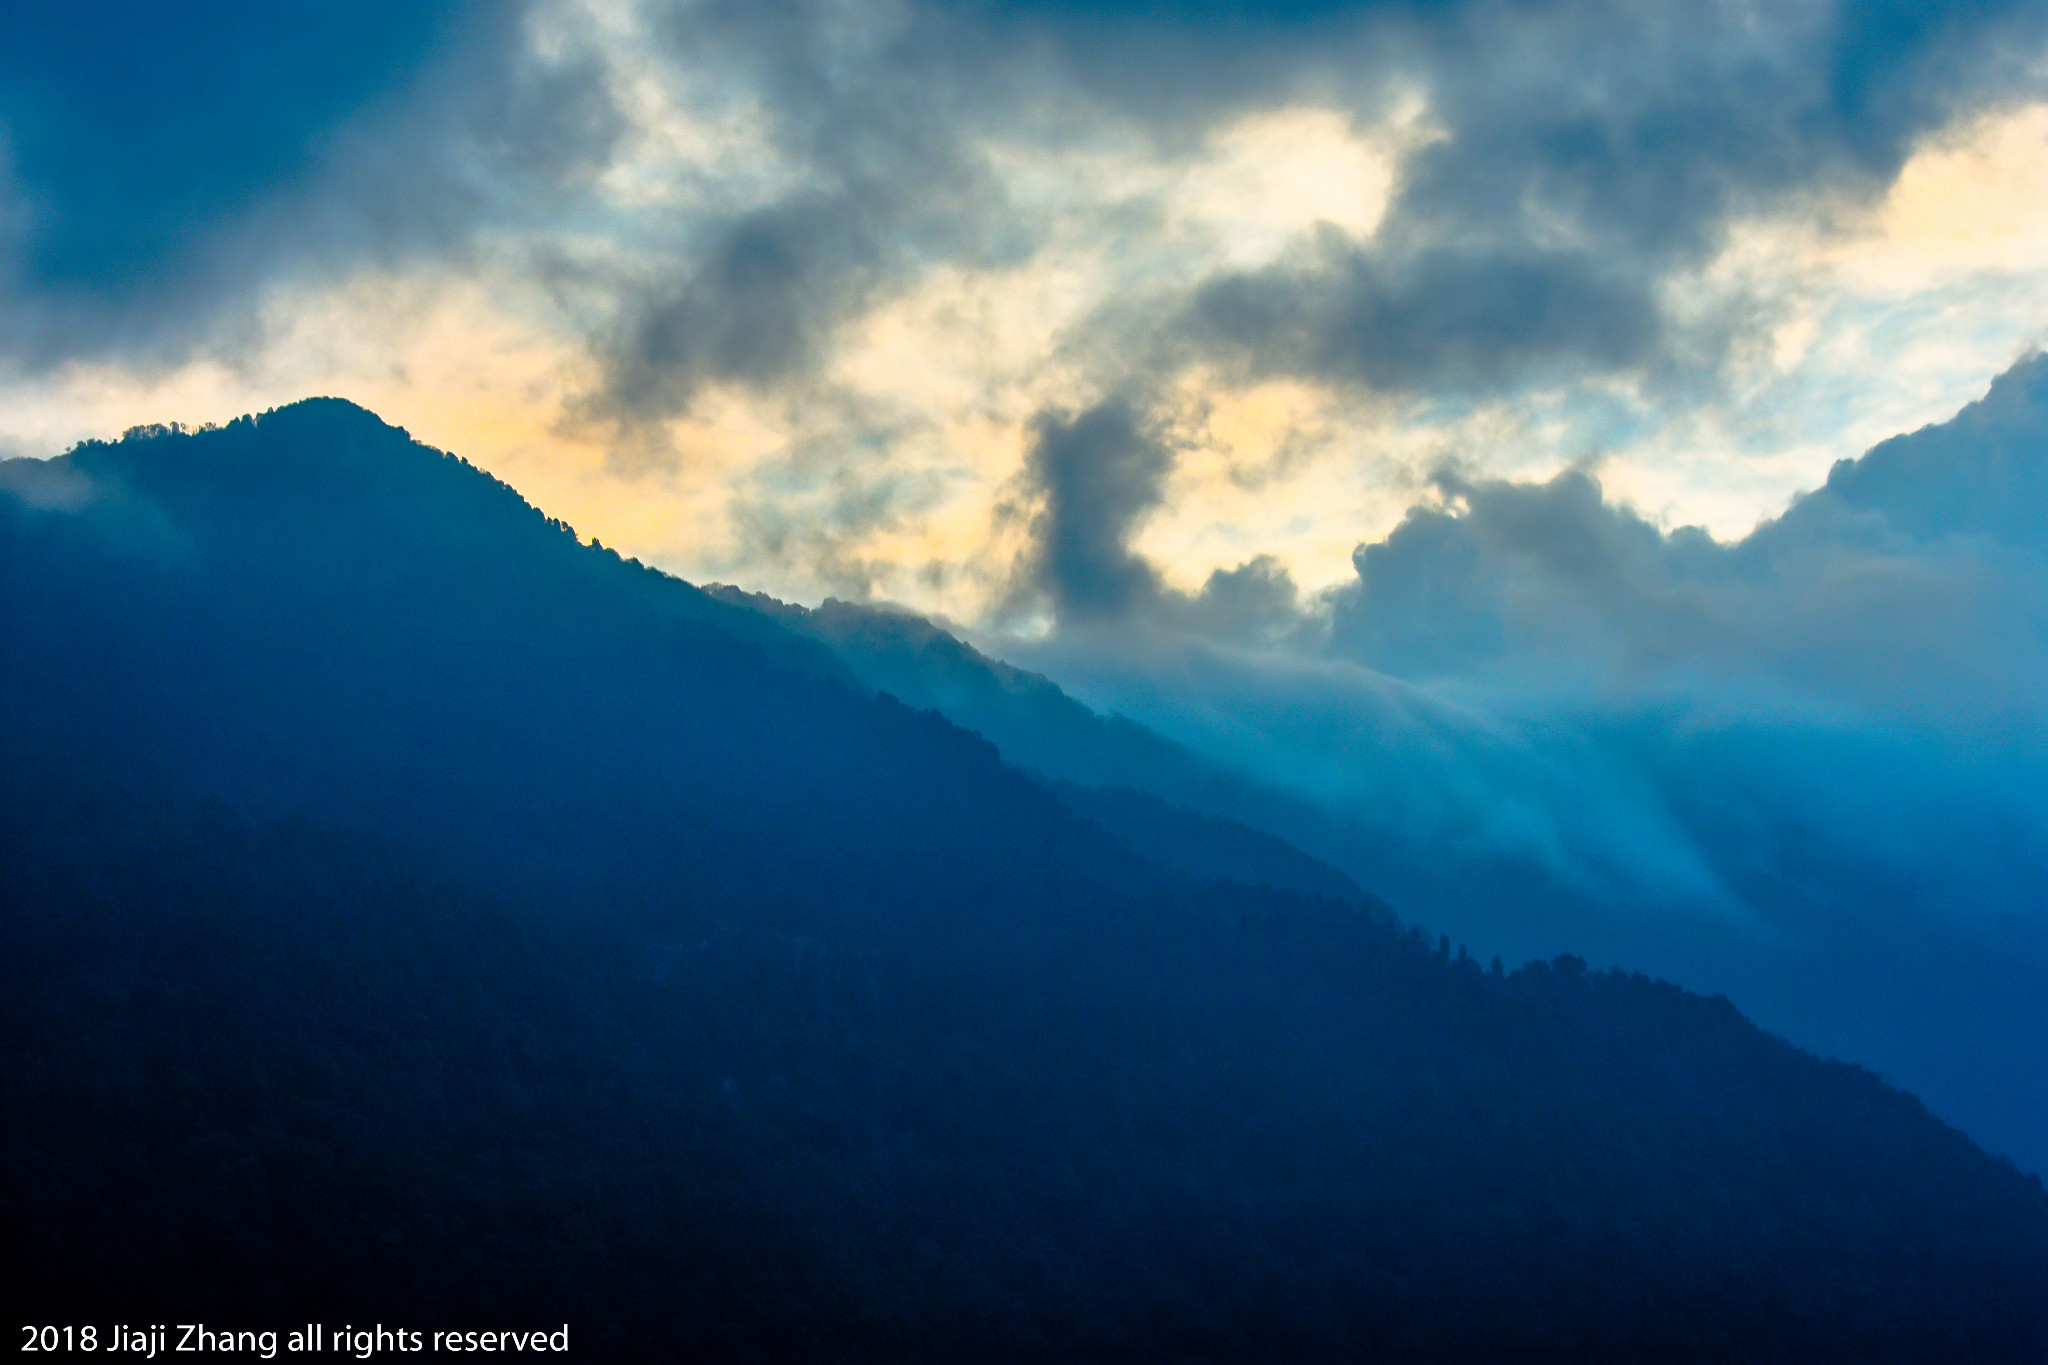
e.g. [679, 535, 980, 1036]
[2, 3, 2042, 625]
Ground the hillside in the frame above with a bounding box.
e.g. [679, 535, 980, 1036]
[706, 583, 1374, 903]
[4, 401, 2045, 1361]
[707, 358, 2048, 1180]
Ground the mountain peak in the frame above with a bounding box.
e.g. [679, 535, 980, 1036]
[249, 394, 397, 435]
[61, 395, 542, 543]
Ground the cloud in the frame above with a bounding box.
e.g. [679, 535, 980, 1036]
[1183, 238, 1666, 394]
[549, 0, 2044, 608]
[0, 0, 617, 367]
[1016, 397, 1172, 622]
[1000, 351, 2048, 1169]
[573, 196, 896, 431]
[1388, 0, 2046, 260]
[558, 0, 1031, 452]
[1324, 354, 2048, 725]
[6, 0, 2045, 592]
[1010, 396, 1324, 645]
[1771, 347, 2048, 551]
[1102, 0, 2048, 402]
[1178, 554, 1305, 647]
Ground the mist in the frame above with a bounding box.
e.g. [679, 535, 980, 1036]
[1002, 353, 2048, 1171]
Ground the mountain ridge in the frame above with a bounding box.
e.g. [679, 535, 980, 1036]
[5, 397, 2045, 1359]
[704, 581, 1385, 903]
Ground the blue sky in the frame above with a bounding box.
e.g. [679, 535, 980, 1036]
[3, 0, 2046, 1168]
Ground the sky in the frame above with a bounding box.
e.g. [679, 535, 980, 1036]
[1, 0, 2043, 615]
[3, 0, 2047, 1167]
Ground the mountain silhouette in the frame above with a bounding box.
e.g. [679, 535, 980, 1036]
[705, 584, 1371, 902]
[4, 399, 2045, 1361]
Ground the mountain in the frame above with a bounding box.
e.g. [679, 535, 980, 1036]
[704, 360, 2048, 1179]
[706, 584, 1371, 904]
[5, 400, 2046, 1361]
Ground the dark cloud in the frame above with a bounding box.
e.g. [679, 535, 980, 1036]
[1185, 238, 1665, 393]
[0, 0, 617, 366]
[7, 0, 2043, 415]
[1142, 0, 2048, 398]
[578, 0, 2048, 436]
[572, 197, 893, 432]
[1017, 398, 1172, 623]
[563, 0, 1034, 448]
[0, 3, 464, 285]
[1010, 399, 1313, 643]
[1398, 0, 2045, 263]
[567, 155, 1013, 447]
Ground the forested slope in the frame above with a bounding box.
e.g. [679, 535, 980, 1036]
[5, 402, 2044, 1361]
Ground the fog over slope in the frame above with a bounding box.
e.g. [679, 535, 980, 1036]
[748, 356, 2048, 1173]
